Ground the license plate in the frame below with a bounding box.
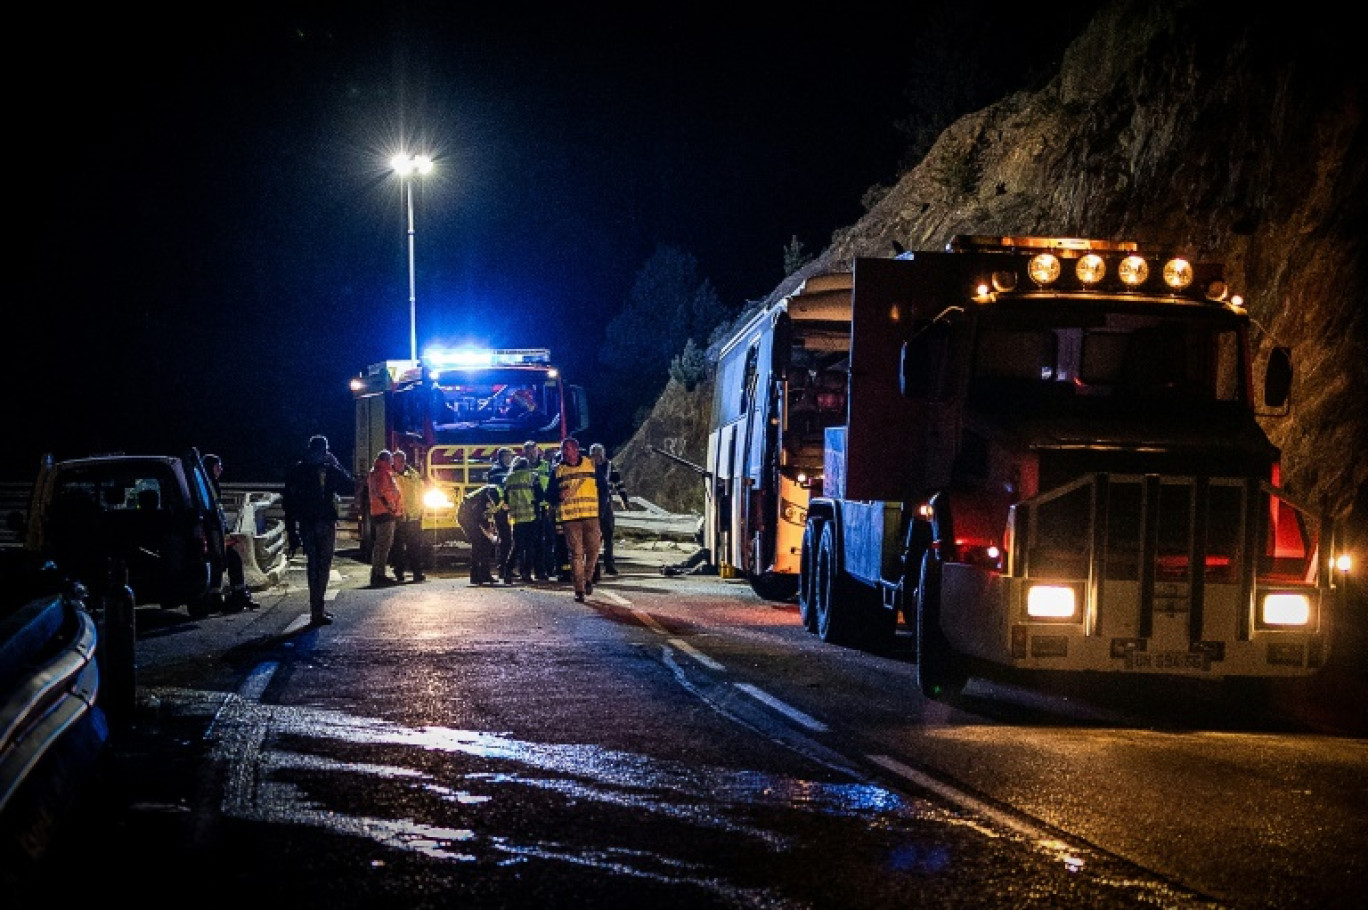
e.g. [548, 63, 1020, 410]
[1124, 650, 1211, 672]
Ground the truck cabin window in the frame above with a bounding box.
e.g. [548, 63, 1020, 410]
[970, 314, 1244, 408]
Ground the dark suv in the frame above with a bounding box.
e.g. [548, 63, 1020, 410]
[13, 450, 226, 618]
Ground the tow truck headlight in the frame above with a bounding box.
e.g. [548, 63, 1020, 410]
[1074, 253, 1106, 285]
[1118, 255, 1149, 286]
[1028, 253, 1061, 285]
[1258, 592, 1311, 627]
[1026, 584, 1078, 620]
[1162, 258, 1194, 290]
[422, 487, 455, 511]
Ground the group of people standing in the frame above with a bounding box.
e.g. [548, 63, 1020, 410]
[459, 437, 629, 601]
[362, 447, 427, 588]
[280, 433, 629, 622]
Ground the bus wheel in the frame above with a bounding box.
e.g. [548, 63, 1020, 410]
[815, 522, 860, 645]
[749, 571, 799, 602]
[797, 520, 820, 633]
[915, 551, 968, 699]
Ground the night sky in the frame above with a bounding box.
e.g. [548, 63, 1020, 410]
[12, 2, 1100, 481]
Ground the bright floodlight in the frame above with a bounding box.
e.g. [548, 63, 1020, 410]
[390, 153, 434, 177]
[389, 152, 434, 362]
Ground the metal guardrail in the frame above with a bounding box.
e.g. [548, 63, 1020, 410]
[2, 482, 694, 546]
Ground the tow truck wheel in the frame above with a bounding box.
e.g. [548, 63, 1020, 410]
[815, 522, 860, 645]
[797, 520, 820, 633]
[915, 551, 968, 699]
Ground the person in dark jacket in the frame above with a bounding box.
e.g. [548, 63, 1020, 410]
[458, 484, 503, 585]
[589, 443, 630, 579]
[487, 446, 515, 582]
[283, 435, 354, 625]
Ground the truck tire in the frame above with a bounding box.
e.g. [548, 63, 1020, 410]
[815, 522, 861, 645]
[915, 551, 969, 699]
[797, 520, 821, 633]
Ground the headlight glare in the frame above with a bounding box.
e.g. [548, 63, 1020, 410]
[1260, 592, 1310, 626]
[1026, 584, 1077, 619]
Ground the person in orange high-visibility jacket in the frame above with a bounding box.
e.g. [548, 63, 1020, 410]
[546, 437, 599, 602]
[367, 450, 403, 587]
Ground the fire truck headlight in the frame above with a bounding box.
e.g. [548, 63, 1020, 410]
[422, 488, 455, 511]
[1026, 584, 1077, 620]
[1259, 592, 1311, 627]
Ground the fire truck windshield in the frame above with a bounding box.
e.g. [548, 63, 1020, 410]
[429, 374, 560, 437]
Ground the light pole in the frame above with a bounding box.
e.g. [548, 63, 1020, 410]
[390, 152, 434, 363]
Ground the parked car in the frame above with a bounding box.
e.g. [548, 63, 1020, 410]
[8, 450, 227, 618]
[0, 549, 108, 895]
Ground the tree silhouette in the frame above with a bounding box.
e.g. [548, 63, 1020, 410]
[595, 244, 728, 448]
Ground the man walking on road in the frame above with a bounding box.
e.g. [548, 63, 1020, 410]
[547, 437, 600, 602]
[283, 434, 353, 625]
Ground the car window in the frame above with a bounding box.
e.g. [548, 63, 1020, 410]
[53, 465, 176, 513]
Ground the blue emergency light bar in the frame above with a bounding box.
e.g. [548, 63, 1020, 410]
[422, 347, 552, 368]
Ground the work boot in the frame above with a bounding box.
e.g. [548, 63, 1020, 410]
[226, 590, 258, 612]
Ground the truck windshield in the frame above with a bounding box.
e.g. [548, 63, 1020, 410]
[428, 375, 562, 437]
[969, 310, 1246, 410]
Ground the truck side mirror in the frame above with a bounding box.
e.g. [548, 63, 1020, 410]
[901, 321, 949, 400]
[1264, 346, 1292, 409]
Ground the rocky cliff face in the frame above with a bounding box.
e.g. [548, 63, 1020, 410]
[623, 0, 1367, 555]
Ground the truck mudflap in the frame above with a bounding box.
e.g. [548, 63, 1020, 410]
[938, 473, 1335, 678]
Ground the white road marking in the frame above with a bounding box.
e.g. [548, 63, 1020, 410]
[733, 683, 829, 732]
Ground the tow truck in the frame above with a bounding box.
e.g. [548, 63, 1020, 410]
[708, 235, 1348, 697]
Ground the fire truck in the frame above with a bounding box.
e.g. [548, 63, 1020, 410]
[350, 347, 588, 555]
[707, 235, 1345, 698]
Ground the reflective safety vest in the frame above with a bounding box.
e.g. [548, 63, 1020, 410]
[553, 457, 598, 522]
[394, 466, 423, 520]
[503, 467, 538, 525]
[528, 456, 552, 515]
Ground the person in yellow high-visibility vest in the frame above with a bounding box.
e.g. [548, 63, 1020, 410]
[546, 437, 599, 602]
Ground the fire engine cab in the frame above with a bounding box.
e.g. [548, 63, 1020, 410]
[350, 347, 589, 555]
